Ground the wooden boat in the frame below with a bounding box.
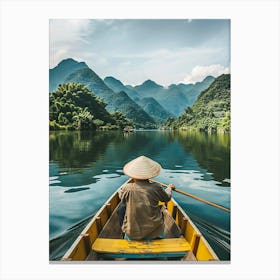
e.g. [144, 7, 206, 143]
[123, 127, 134, 133]
[61, 178, 219, 261]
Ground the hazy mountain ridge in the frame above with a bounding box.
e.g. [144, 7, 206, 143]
[49, 58, 88, 92]
[137, 97, 173, 124]
[104, 76, 139, 101]
[104, 75, 215, 118]
[127, 76, 215, 116]
[104, 76, 173, 123]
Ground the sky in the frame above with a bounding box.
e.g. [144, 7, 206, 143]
[50, 19, 230, 86]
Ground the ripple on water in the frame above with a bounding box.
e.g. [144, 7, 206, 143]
[50, 180, 61, 185]
[223, 178, 231, 183]
[49, 176, 61, 185]
[64, 187, 90, 193]
[166, 169, 201, 175]
[93, 173, 122, 180]
[186, 180, 230, 194]
[105, 175, 121, 179]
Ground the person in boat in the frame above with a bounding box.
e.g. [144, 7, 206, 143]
[118, 155, 175, 240]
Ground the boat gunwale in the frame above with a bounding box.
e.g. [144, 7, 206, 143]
[62, 178, 131, 260]
[168, 196, 219, 260]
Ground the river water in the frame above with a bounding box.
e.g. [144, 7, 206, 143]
[49, 130, 230, 260]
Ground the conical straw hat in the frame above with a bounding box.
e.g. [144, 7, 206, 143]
[123, 155, 161, 179]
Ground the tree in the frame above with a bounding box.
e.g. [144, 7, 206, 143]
[72, 108, 95, 130]
[49, 83, 134, 131]
[111, 111, 133, 129]
[93, 119, 104, 128]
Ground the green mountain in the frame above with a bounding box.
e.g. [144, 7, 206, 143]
[129, 76, 215, 116]
[107, 91, 157, 127]
[49, 58, 88, 92]
[104, 76, 139, 101]
[158, 86, 189, 117]
[134, 80, 164, 98]
[49, 83, 132, 130]
[137, 97, 173, 124]
[63, 68, 156, 128]
[165, 74, 230, 132]
[104, 76, 174, 123]
[175, 76, 215, 104]
[104, 76, 125, 92]
[65, 68, 113, 101]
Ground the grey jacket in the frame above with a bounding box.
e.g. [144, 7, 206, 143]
[118, 180, 172, 240]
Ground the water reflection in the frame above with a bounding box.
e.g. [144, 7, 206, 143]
[50, 131, 124, 169]
[174, 131, 230, 186]
[50, 130, 230, 187]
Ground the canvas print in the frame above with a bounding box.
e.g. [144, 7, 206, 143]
[49, 19, 230, 262]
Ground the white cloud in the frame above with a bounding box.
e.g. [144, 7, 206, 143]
[50, 19, 91, 44]
[107, 48, 224, 86]
[183, 64, 230, 84]
[49, 19, 91, 68]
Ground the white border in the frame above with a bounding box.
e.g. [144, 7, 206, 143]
[1, 1, 279, 280]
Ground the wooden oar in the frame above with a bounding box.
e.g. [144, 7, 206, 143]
[151, 179, 230, 213]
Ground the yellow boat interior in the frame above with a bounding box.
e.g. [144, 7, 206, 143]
[62, 179, 219, 261]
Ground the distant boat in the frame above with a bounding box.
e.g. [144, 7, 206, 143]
[123, 127, 134, 133]
[61, 178, 219, 261]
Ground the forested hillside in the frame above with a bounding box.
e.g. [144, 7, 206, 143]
[49, 83, 132, 130]
[162, 74, 230, 132]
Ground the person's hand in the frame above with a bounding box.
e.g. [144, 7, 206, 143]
[168, 183, 175, 190]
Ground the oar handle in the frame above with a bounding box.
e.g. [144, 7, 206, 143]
[151, 179, 230, 213]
